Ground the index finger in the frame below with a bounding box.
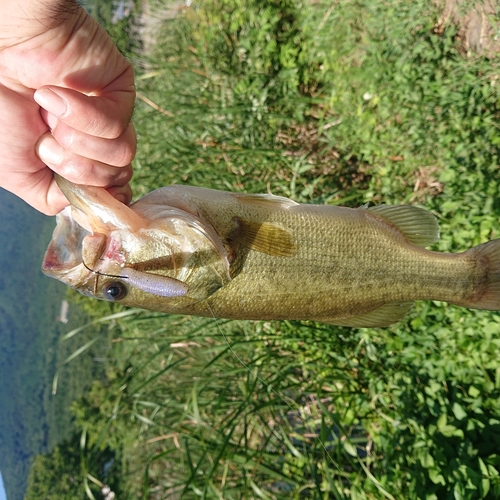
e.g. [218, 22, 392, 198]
[34, 73, 135, 139]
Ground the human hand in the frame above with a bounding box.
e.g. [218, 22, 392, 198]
[0, 0, 136, 215]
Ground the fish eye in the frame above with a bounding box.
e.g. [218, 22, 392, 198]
[102, 281, 128, 301]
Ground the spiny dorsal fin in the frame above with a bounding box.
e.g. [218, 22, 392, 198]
[319, 301, 414, 328]
[230, 218, 297, 257]
[236, 193, 299, 209]
[365, 205, 439, 247]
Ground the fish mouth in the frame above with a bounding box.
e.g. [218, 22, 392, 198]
[42, 176, 232, 301]
[42, 207, 96, 289]
[42, 175, 146, 291]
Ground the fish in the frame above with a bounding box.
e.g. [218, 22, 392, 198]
[42, 174, 500, 328]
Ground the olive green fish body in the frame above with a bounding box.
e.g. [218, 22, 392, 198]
[148, 189, 487, 325]
[42, 178, 500, 327]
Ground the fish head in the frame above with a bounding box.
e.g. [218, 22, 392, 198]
[42, 175, 231, 310]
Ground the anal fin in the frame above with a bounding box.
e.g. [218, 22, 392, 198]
[318, 302, 414, 328]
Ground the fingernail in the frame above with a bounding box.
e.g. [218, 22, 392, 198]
[37, 136, 64, 166]
[34, 88, 67, 117]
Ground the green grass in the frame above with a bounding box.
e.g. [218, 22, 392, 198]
[25, 0, 500, 498]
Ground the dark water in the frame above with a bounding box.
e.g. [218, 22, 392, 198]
[0, 188, 66, 500]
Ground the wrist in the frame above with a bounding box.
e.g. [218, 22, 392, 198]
[0, 0, 83, 47]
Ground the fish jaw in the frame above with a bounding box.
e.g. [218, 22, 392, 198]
[42, 175, 149, 292]
[54, 173, 146, 233]
[42, 207, 95, 291]
[42, 206, 148, 295]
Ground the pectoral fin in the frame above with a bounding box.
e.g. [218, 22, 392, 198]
[318, 301, 414, 328]
[230, 218, 297, 257]
[365, 205, 439, 247]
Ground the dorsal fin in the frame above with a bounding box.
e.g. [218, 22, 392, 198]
[236, 193, 298, 209]
[365, 205, 439, 247]
[229, 218, 297, 257]
[318, 301, 414, 328]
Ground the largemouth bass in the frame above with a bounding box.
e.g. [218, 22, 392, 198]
[42, 175, 500, 327]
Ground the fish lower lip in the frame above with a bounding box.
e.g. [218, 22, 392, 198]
[42, 208, 90, 276]
[42, 243, 66, 272]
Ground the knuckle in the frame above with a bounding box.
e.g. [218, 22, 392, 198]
[113, 117, 132, 139]
[115, 165, 133, 185]
[84, 116, 129, 140]
[43, 204, 65, 216]
[83, 116, 106, 137]
[116, 142, 136, 167]
[54, 128, 77, 150]
[107, 124, 137, 166]
[58, 158, 94, 184]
